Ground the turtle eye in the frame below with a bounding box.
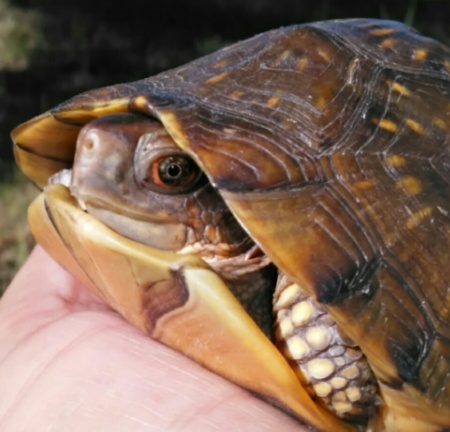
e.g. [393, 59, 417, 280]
[136, 150, 206, 195]
[152, 154, 204, 190]
[134, 129, 207, 195]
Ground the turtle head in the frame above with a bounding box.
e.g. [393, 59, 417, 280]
[61, 113, 250, 259]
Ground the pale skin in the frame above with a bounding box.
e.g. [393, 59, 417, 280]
[0, 246, 308, 431]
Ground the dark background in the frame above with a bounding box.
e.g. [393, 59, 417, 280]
[1, 0, 450, 179]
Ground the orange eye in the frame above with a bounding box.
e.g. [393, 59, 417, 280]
[153, 155, 200, 188]
[137, 152, 206, 195]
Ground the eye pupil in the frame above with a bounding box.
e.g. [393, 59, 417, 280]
[166, 163, 182, 179]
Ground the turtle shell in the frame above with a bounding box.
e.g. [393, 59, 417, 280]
[12, 18, 450, 431]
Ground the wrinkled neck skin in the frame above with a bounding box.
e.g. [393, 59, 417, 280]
[49, 113, 277, 337]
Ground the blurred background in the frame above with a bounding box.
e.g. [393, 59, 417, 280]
[1, 0, 449, 292]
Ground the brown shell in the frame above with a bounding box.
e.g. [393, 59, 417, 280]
[12, 18, 450, 428]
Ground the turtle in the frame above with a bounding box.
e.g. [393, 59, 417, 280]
[11, 18, 450, 431]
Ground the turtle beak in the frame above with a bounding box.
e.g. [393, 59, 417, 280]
[11, 96, 132, 189]
[12, 113, 79, 189]
[28, 184, 352, 432]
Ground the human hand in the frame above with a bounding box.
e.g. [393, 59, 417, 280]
[0, 246, 305, 431]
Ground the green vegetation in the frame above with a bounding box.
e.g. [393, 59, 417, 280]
[0, 0, 44, 71]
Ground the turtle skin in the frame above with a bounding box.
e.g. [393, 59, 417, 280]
[12, 18, 450, 431]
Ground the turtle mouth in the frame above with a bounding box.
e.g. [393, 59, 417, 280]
[46, 167, 271, 278]
[179, 241, 270, 279]
[48, 168, 88, 211]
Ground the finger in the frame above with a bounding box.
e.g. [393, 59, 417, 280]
[1, 313, 304, 431]
[2, 245, 107, 311]
[0, 249, 305, 431]
[0, 246, 110, 355]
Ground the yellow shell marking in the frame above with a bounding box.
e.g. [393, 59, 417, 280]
[387, 80, 412, 97]
[358, 21, 378, 28]
[132, 95, 151, 110]
[374, 118, 398, 133]
[230, 90, 244, 100]
[213, 59, 229, 68]
[317, 48, 331, 62]
[296, 57, 309, 71]
[160, 112, 189, 148]
[270, 50, 292, 68]
[380, 38, 395, 49]
[396, 175, 423, 196]
[386, 154, 406, 168]
[405, 118, 426, 135]
[205, 71, 229, 84]
[433, 116, 448, 131]
[413, 48, 428, 61]
[279, 50, 291, 63]
[355, 180, 375, 190]
[222, 127, 237, 135]
[406, 206, 433, 230]
[370, 27, 396, 36]
[266, 96, 280, 108]
[315, 96, 328, 110]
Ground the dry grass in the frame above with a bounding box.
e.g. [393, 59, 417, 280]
[0, 169, 38, 294]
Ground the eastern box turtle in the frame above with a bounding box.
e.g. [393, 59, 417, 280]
[12, 19, 450, 431]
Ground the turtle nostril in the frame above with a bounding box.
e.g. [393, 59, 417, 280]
[84, 139, 94, 151]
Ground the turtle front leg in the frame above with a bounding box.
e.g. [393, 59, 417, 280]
[273, 272, 379, 425]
